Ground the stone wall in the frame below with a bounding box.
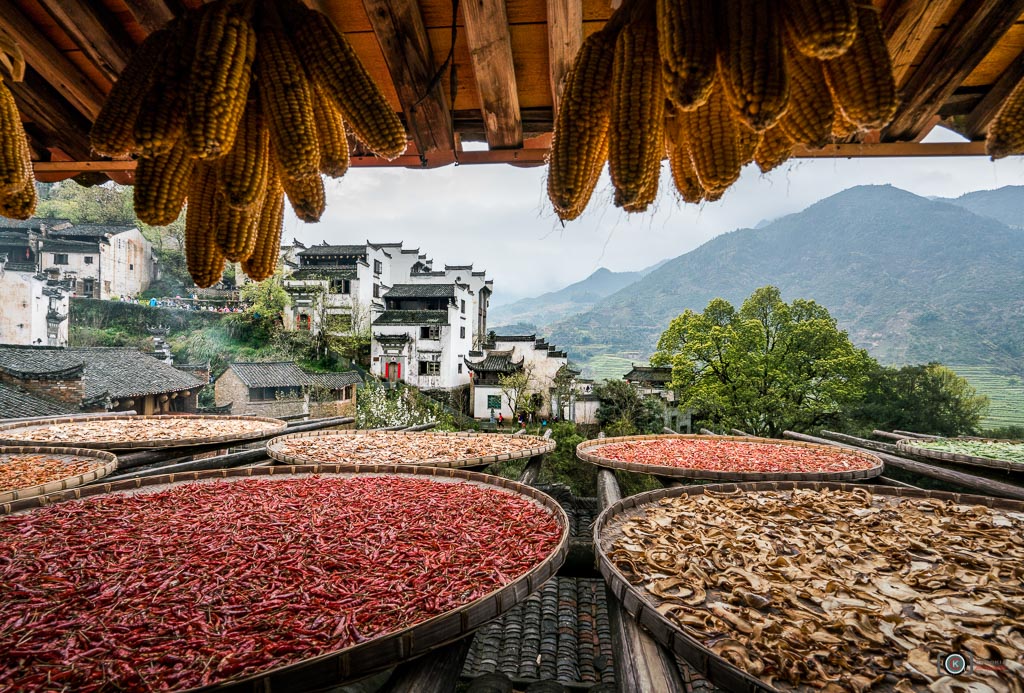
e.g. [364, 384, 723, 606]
[0, 370, 83, 404]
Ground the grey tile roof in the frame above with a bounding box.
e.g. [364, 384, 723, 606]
[492, 334, 537, 342]
[288, 267, 357, 280]
[0, 346, 85, 378]
[624, 366, 672, 383]
[70, 348, 205, 400]
[42, 238, 100, 254]
[373, 310, 449, 326]
[384, 283, 455, 299]
[297, 244, 367, 257]
[50, 224, 135, 238]
[226, 362, 362, 390]
[465, 352, 523, 373]
[0, 382, 77, 419]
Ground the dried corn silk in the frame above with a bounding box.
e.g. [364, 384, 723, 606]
[606, 488, 1024, 690]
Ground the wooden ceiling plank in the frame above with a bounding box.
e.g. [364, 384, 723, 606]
[121, 0, 176, 35]
[883, 0, 1024, 142]
[361, 0, 455, 163]
[461, 0, 524, 148]
[35, 0, 133, 84]
[8, 79, 93, 161]
[0, 0, 106, 119]
[882, 0, 957, 88]
[961, 49, 1024, 140]
[546, 0, 582, 110]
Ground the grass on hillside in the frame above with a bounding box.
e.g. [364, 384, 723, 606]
[583, 354, 637, 382]
[951, 365, 1024, 429]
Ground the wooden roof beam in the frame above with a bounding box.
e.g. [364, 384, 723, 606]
[121, 0, 177, 35]
[547, 0, 583, 111]
[461, 0, 523, 149]
[960, 50, 1024, 140]
[883, 0, 957, 88]
[883, 0, 1024, 142]
[7, 68, 93, 161]
[35, 0, 133, 84]
[0, 0, 106, 120]
[361, 0, 455, 164]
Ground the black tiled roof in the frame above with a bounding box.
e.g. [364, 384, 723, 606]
[492, 334, 537, 342]
[42, 238, 100, 254]
[71, 348, 204, 399]
[297, 244, 367, 257]
[465, 352, 523, 373]
[226, 362, 362, 389]
[0, 217, 70, 230]
[50, 224, 134, 238]
[0, 346, 84, 378]
[288, 267, 357, 280]
[0, 382, 77, 419]
[624, 366, 672, 383]
[376, 334, 410, 344]
[0, 230, 33, 245]
[384, 283, 455, 299]
[373, 310, 449, 326]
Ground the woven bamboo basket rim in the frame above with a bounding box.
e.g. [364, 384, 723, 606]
[267, 428, 556, 468]
[1, 464, 570, 692]
[0, 446, 118, 504]
[594, 481, 1024, 693]
[0, 414, 287, 450]
[897, 438, 1024, 472]
[576, 434, 883, 482]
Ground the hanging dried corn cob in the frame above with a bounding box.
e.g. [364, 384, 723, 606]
[0, 40, 35, 220]
[215, 97, 269, 210]
[783, 0, 857, 60]
[665, 112, 706, 204]
[184, 163, 225, 289]
[718, 0, 790, 131]
[313, 84, 350, 178]
[547, 26, 619, 221]
[657, 0, 716, 110]
[242, 169, 285, 282]
[609, 0, 665, 212]
[986, 78, 1024, 159]
[780, 45, 835, 148]
[682, 80, 745, 193]
[754, 125, 794, 173]
[823, 3, 896, 129]
[134, 141, 195, 225]
[134, 16, 198, 157]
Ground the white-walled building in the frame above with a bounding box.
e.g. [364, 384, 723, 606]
[0, 265, 70, 347]
[465, 334, 576, 420]
[40, 225, 156, 299]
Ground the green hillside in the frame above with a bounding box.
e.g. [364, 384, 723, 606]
[942, 186, 1024, 229]
[949, 365, 1024, 429]
[550, 185, 1024, 376]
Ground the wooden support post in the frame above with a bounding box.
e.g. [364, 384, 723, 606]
[35, 0, 132, 84]
[783, 431, 1024, 501]
[461, 0, 523, 148]
[699, 428, 717, 436]
[597, 469, 687, 693]
[661, 427, 676, 434]
[729, 429, 751, 437]
[872, 429, 912, 441]
[884, 0, 1024, 141]
[961, 50, 1024, 140]
[546, 0, 582, 110]
[361, 0, 455, 164]
[0, 0, 107, 119]
[893, 429, 939, 439]
[379, 638, 473, 692]
[518, 455, 544, 486]
[882, 0, 957, 88]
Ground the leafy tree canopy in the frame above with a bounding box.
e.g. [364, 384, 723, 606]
[845, 363, 989, 436]
[652, 286, 873, 437]
[593, 379, 663, 435]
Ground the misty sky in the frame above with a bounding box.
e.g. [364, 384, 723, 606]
[281, 128, 1024, 305]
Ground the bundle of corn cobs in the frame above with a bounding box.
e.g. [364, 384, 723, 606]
[90, 0, 407, 287]
[0, 38, 36, 221]
[548, 0, 899, 220]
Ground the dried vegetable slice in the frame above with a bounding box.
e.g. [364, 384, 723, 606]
[902, 439, 1024, 467]
[270, 431, 554, 466]
[0, 475, 564, 691]
[0, 451, 114, 498]
[602, 487, 1024, 691]
[0, 415, 284, 448]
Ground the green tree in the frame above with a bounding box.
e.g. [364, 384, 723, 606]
[36, 181, 134, 224]
[593, 379, 663, 435]
[845, 363, 989, 436]
[652, 286, 873, 437]
[238, 273, 290, 342]
[498, 365, 534, 418]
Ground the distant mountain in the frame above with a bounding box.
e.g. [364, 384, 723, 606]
[942, 186, 1024, 228]
[550, 185, 1024, 374]
[490, 265, 653, 329]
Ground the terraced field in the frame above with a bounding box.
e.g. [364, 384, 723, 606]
[583, 355, 636, 382]
[951, 365, 1024, 429]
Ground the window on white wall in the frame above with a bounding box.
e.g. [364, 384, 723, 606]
[84, 256, 93, 265]
[419, 361, 440, 376]
[53, 254, 68, 265]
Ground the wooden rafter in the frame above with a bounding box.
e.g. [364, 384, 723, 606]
[34, 0, 132, 85]
[460, 0, 523, 149]
[7, 69, 93, 161]
[0, 0, 106, 120]
[883, 0, 1024, 142]
[882, 0, 957, 88]
[546, 0, 582, 111]
[121, 0, 177, 35]
[960, 49, 1024, 140]
[361, 0, 455, 164]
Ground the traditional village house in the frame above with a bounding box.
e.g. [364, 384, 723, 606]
[623, 365, 691, 433]
[214, 362, 361, 418]
[40, 224, 157, 299]
[465, 334, 574, 420]
[0, 346, 205, 418]
[0, 261, 71, 348]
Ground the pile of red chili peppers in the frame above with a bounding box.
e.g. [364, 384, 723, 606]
[0, 476, 562, 691]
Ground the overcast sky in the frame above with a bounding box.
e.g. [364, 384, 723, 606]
[282, 128, 1024, 305]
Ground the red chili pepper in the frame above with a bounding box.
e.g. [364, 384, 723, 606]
[0, 476, 562, 691]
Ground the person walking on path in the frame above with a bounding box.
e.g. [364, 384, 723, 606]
[497, 413, 504, 429]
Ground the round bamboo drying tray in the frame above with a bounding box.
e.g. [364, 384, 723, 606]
[1, 464, 569, 692]
[267, 429, 556, 468]
[576, 434, 883, 481]
[897, 437, 1024, 472]
[595, 481, 1024, 693]
[0, 415, 287, 450]
[0, 446, 117, 504]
